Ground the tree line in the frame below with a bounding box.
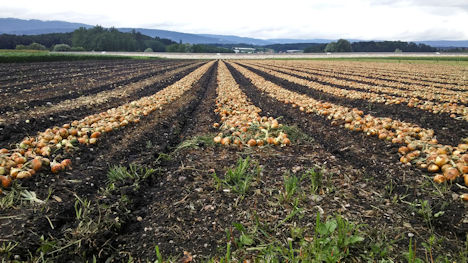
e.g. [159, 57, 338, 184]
[0, 27, 439, 53]
[305, 39, 436, 53]
[0, 26, 233, 53]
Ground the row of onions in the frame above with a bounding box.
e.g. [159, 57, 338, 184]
[242, 62, 468, 121]
[213, 61, 290, 147]
[289, 60, 466, 87]
[2, 60, 170, 103]
[7, 62, 203, 124]
[0, 61, 214, 191]
[256, 60, 465, 99]
[229, 62, 468, 201]
[267, 60, 466, 90]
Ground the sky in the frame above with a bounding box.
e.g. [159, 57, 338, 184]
[1, 0, 467, 40]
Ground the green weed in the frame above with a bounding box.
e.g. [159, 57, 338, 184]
[107, 164, 155, 184]
[174, 135, 216, 153]
[223, 157, 260, 199]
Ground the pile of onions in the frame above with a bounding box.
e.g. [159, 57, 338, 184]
[0, 62, 214, 189]
[213, 61, 290, 147]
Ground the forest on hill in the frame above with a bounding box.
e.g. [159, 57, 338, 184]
[0, 26, 440, 53]
[0, 26, 234, 53]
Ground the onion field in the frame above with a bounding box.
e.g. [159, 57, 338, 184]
[0, 58, 467, 262]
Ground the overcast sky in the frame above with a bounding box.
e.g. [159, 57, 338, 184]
[1, 0, 467, 40]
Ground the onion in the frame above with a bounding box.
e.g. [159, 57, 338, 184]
[51, 162, 63, 174]
[433, 174, 445, 184]
[31, 158, 42, 171]
[443, 167, 460, 181]
[90, 131, 101, 139]
[427, 164, 440, 173]
[434, 155, 449, 167]
[461, 193, 468, 202]
[213, 136, 222, 144]
[16, 171, 31, 179]
[247, 139, 257, 147]
[0, 175, 12, 188]
[61, 159, 72, 168]
[398, 146, 409, 155]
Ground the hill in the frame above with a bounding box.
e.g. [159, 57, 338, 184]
[0, 18, 91, 35]
[1, 18, 467, 48]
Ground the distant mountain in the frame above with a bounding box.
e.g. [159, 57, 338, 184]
[0, 18, 91, 34]
[118, 28, 222, 44]
[268, 38, 332, 44]
[198, 34, 272, 45]
[1, 18, 467, 47]
[415, 40, 468, 48]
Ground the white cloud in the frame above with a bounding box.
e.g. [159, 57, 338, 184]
[1, 0, 467, 40]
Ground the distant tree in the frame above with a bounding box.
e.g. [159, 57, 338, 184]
[351, 41, 436, 52]
[145, 39, 166, 52]
[303, 44, 327, 53]
[191, 44, 234, 53]
[15, 44, 28, 50]
[70, 46, 85, 51]
[28, 42, 47, 50]
[166, 43, 190, 52]
[335, 39, 352, 52]
[0, 27, 177, 52]
[324, 42, 337, 52]
[16, 42, 47, 50]
[52, 43, 71, 51]
[325, 39, 352, 52]
[144, 48, 153, 52]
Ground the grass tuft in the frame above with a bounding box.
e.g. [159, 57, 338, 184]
[107, 164, 155, 183]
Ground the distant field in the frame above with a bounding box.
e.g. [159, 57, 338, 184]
[64, 51, 468, 65]
[1, 50, 468, 65]
[0, 49, 164, 63]
[294, 56, 468, 66]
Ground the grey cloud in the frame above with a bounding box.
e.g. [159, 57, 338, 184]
[369, 0, 468, 12]
[390, 27, 467, 41]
